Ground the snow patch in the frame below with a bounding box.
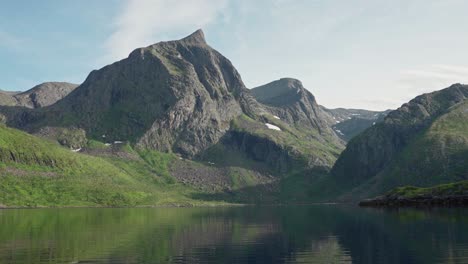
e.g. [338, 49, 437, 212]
[71, 148, 81, 153]
[372, 122, 376, 125]
[265, 123, 281, 131]
[114, 141, 123, 144]
[105, 143, 111, 146]
[273, 115, 280, 120]
[334, 129, 345, 136]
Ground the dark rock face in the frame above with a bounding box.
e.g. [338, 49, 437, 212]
[332, 84, 468, 188]
[250, 78, 334, 136]
[221, 130, 297, 174]
[0, 82, 78, 108]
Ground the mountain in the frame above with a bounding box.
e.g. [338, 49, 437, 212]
[251, 78, 336, 136]
[11, 30, 247, 157]
[0, 90, 18, 106]
[0, 30, 343, 180]
[0, 82, 78, 108]
[321, 108, 391, 141]
[250, 79, 390, 143]
[330, 84, 468, 200]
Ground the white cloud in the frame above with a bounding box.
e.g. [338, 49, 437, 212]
[102, 0, 228, 63]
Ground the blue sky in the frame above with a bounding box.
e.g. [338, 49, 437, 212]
[1, 0, 468, 110]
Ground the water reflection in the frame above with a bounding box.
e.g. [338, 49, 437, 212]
[0, 206, 467, 263]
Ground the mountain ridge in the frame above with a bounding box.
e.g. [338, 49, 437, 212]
[0, 30, 343, 176]
[330, 83, 468, 200]
[0, 82, 78, 108]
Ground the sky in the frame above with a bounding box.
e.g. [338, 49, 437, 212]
[1, 0, 468, 110]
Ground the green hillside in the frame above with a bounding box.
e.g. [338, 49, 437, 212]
[0, 124, 229, 207]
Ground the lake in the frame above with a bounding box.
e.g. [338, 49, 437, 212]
[0, 206, 467, 263]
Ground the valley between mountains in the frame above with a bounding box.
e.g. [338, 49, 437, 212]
[0, 30, 466, 207]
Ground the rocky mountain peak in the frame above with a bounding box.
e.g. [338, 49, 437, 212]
[179, 29, 207, 46]
[250, 78, 307, 106]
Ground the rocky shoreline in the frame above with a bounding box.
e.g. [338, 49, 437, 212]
[359, 195, 468, 207]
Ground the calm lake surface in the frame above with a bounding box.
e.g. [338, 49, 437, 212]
[0, 206, 467, 264]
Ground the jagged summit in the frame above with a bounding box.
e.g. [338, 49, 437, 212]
[180, 29, 207, 45]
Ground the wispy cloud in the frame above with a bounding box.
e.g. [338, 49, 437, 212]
[402, 64, 468, 82]
[393, 64, 468, 102]
[101, 0, 228, 64]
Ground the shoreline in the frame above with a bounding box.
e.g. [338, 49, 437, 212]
[0, 202, 346, 210]
[359, 195, 468, 207]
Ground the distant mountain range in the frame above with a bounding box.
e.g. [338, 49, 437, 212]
[321, 107, 391, 141]
[0, 29, 466, 207]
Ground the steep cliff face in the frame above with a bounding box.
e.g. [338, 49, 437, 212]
[0, 82, 77, 108]
[331, 84, 468, 198]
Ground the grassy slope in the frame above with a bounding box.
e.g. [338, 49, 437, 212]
[0, 124, 227, 207]
[383, 180, 468, 199]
